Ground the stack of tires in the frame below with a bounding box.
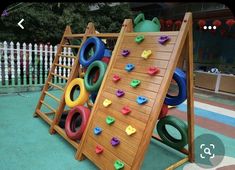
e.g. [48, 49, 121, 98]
[60, 37, 112, 141]
[156, 68, 188, 150]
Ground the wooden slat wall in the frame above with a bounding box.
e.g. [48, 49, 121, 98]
[78, 13, 193, 170]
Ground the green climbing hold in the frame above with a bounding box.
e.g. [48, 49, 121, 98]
[114, 160, 125, 170]
[106, 116, 115, 125]
[135, 35, 144, 44]
[130, 79, 141, 88]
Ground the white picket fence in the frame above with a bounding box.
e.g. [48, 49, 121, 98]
[0, 41, 75, 87]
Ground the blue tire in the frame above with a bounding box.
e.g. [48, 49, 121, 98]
[164, 68, 187, 106]
[79, 37, 105, 67]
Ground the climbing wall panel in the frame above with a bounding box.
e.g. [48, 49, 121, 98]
[78, 13, 193, 170]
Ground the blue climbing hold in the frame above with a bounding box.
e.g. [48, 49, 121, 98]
[94, 127, 102, 135]
[136, 96, 148, 105]
[125, 64, 135, 72]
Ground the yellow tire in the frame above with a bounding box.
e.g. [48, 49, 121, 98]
[65, 78, 89, 108]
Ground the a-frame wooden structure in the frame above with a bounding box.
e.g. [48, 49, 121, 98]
[33, 23, 119, 150]
[76, 12, 194, 170]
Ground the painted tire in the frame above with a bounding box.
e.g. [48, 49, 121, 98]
[59, 110, 82, 129]
[164, 68, 187, 106]
[84, 60, 107, 92]
[65, 78, 89, 108]
[157, 115, 188, 149]
[158, 104, 169, 120]
[79, 37, 105, 67]
[65, 106, 91, 140]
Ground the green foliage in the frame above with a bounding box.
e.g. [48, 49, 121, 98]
[0, 3, 133, 44]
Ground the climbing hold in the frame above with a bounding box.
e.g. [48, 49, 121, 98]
[130, 79, 141, 88]
[141, 50, 152, 59]
[147, 66, 160, 75]
[114, 160, 125, 170]
[111, 137, 120, 146]
[135, 34, 145, 44]
[158, 35, 170, 45]
[116, 89, 125, 97]
[103, 99, 112, 107]
[95, 145, 104, 154]
[113, 74, 121, 82]
[94, 127, 102, 135]
[121, 49, 130, 57]
[125, 125, 136, 136]
[121, 106, 131, 115]
[125, 63, 135, 72]
[106, 116, 115, 125]
[136, 96, 148, 105]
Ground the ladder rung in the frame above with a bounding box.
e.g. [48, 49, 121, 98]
[64, 34, 84, 38]
[55, 63, 72, 69]
[51, 73, 69, 80]
[62, 45, 81, 48]
[40, 100, 56, 113]
[58, 54, 77, 59]
[44, 91, 60, 103]
[48, 82, 64, 91]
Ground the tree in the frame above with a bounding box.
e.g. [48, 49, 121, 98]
[0, 3, 133, 44]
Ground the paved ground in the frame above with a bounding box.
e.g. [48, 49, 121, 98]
[0, 90, 234, 170]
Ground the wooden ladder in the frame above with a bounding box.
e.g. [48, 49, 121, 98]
[33, 23, 96, 148]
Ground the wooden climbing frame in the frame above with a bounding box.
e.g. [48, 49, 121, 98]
[76, 12, 194, 170]
[33, 23, 120, 154]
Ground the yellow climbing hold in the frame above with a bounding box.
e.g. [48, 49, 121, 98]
[141, 50, 152, 59]
[125, 125, 136, 136]
[103, 99, 112, 107]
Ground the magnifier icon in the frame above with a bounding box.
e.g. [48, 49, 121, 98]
[204, 147, 211, 155]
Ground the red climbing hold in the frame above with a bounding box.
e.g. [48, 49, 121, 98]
[121, 106, 131, 115]
[147, 66, 160, 75]
[113, 74, 121, 82]
[95, 145, 104, 154]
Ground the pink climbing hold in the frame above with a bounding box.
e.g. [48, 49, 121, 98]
[147, 66, 160, 75]
[113, 74, 121, 82]
[121, 106, 131, 115]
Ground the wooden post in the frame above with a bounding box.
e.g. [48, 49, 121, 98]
[186, 13, 195, 162]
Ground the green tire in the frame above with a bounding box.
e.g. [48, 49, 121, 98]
[84, 60, 107, 92]
[156, 115, 188, 150]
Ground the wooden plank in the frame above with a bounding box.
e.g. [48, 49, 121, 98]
[44, 91, 60, 103]
[104, 80, 158, 99]
[124, 31, 179, 36]
[36, 109, 52, 125]
[97, 97, 149, 123]
[101, 91, 152, 114]
[186, 14, 195, 162]
[103, 87, 155, 107]
[83, 136, 131, 170]
[51, 73, 69, 80]
[106, 75, 161, 92]
[120, 43, 175, 52]
[122, 35, 177, 44]
[61, 45, 81, 48]
[65, 33, 119, 38]
[55, 63, 73, 69]
[114, 57, 169, 69]
[48, 82, 64, 91]
[40, 100, 56, 113]
[53, 125, 80, 148]
[110, 69, 163, 84]
[165, 157, 189, 170]
[58, 54, 77, 59]
[117, 49, 172, 61]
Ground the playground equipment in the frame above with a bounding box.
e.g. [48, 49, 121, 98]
[34, 12, 194, 170]
[77, 12, 194, 170]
